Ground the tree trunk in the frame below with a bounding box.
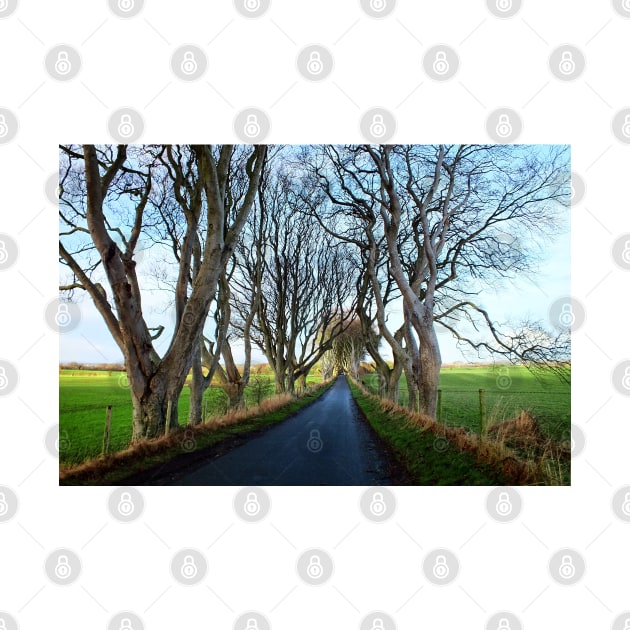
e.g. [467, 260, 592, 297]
[188, 345, 205, 426]
[296, 373, 308, 393]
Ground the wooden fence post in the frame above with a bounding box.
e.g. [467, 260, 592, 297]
[437, 389, 443, 424]
[165, 400, 172, 437]
[479, 388, 487, 437]
[102, 405, 112, 456]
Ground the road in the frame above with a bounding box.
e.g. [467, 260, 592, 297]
[165, 376, 397, 486]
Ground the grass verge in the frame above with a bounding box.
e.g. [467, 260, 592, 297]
[348, 379, 568, 485]
[59, 380, 334, 486]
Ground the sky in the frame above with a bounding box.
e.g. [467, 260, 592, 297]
[58, 145, 570, 367]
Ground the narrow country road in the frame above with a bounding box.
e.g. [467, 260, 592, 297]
[164, 376, 397, 486]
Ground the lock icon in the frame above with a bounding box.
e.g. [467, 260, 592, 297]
[369, 491, 387, 516]
[621, 240, 630, 263]
[55, 51, 72, 75]
[54, 554, 72, 579]
[0, 620, 7, 630]
[244, 491, 261, 516]
[0, 240, 8, 263]
[245, 619, 259, 630]
[369, 114, 386, 138]
[432, 51, 449, 75]
[181, 555, 198, 579]
[55, 303, 72, 327]
[558, 51, 576, 75]
[0, 115, 8, 138]
[622, 115, 630, 138]
[181, 51, 198, 75]
[307, 429, 323, 452]
[495, 491, 513, 516]
[244, 114, 261, 138]
[496, 0, 512, 11]
[0, 367, 7, 390]
[370, 619, 385, 630]
[497, 619, 511, 630]
[495, 114, 513, 138]
[558, 303, 574, 328]
[119, 618, 133, 630]
[117, 491, 135, 516]
[118, 0, 135, 11]
[621, 492, 630, 516]
[244, 0, 261, 10]
[369, 0, 387, 11]
[307, 51, 324, 75]
[624, 0, 630, 10]
[623, 619, 630, 630]
[432, 554, 449, 579]
[622, 367, 630, 390]
[0, 491, 8, 515]
[306, 554, 323, 579]
[496, 367, 511, 389]
[558, 554, 576, 579]
[117, 114, 135, 138]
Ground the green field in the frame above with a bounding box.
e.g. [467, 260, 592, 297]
[58, 370, 317, 465]
[361, 365, 570, 442]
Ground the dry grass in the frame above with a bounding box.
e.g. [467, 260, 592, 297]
[351, 379, 568, 485]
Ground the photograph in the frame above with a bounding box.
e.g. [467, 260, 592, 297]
[58, 143, 570, 486]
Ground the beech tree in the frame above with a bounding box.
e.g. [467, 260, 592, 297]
[59, 144, 266, 439]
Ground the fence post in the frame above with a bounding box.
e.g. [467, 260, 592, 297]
[165, 400, 172, 437]
[102, 405, 112, 456]
[478, 388, 487, 437]
[437, 389, 443, 423]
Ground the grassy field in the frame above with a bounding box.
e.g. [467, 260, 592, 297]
[361, 365, 570, 442]
[58, 370, 318, 465]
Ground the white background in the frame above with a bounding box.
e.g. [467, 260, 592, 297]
[0, 1, 629, 629]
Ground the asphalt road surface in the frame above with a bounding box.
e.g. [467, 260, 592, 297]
[168, 376, 396, 486]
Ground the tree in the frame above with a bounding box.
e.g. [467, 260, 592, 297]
[59, 144, 266, 440]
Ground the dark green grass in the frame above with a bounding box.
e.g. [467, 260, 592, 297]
[348, 381, 507, 485]
[361, 365, 570, 442]
[59, 370, 316, 465]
